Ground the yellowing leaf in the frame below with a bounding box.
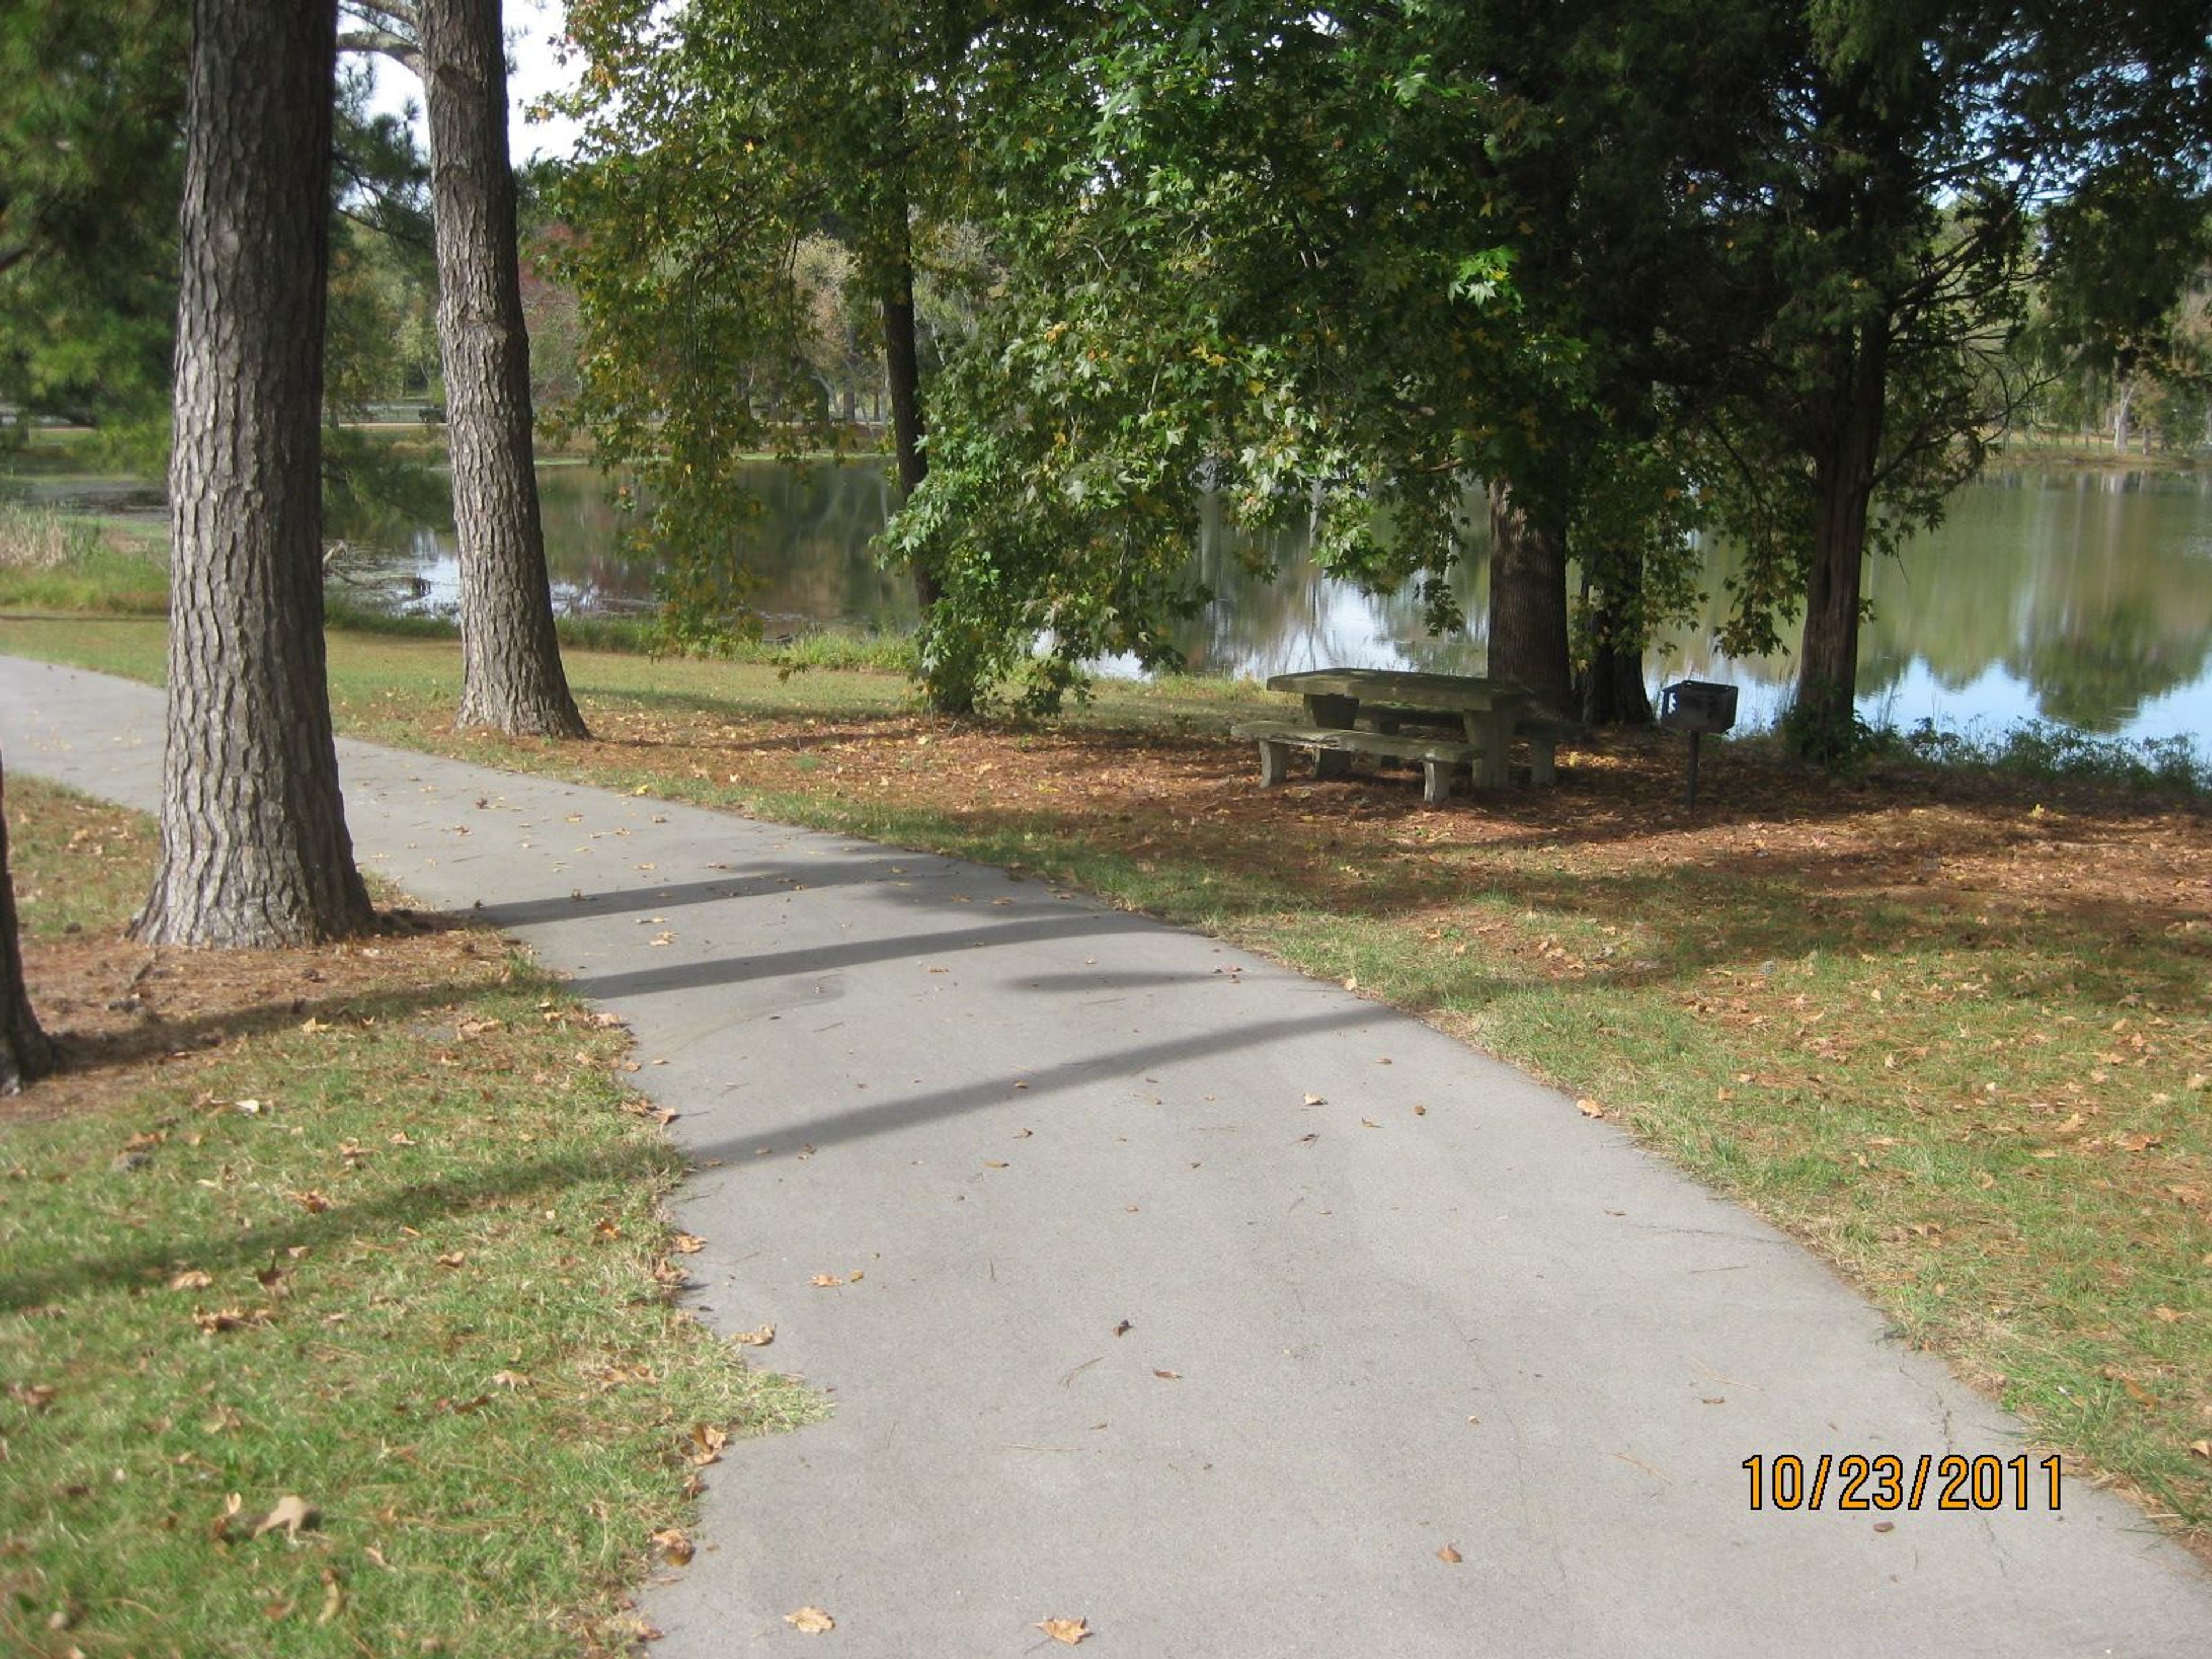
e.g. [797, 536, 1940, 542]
[1037, 1616, 1091, 1645]
[785, 1606, 835, 1634]
[1437, 1543, 1463, 1563]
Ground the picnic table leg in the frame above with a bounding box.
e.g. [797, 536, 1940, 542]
[1256, 738, 1290, 787]
[1419, 757, 1454, 806]
[1302, 694, 1358, 779]
[1461, 711, 1510, 789]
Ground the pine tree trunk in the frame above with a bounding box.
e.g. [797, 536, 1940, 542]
[1792, 319, 1889, 760]
[1486, 479, 1574, 715]
[134, 0, 373, 949]
[0, 756, 54, 1095]
[421, 0, 588, 738]
[880, 196, 937, 615]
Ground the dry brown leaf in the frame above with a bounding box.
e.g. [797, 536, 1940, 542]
[1576, 1099, 1605, 1119]
[290, 1190, 333, 1214]
[2189, 1440, 2211, 1461]
[689, 1423, 728, 1466]
[732, 1324, 775, 1347]
[2152, 1306, 2183, 1324]
[194, 1306, 269, 1335]
[434, 1252, 466, 1269]
[810, 1273, 846, 1288]
[1437, 1543, 1463, 1564]
[316, 1570, 346, 1626]
[1302, 1092, 1327, 1106]
[652, 1527, 694, 1566]
[168, 1269, 214, 1291]
[671, 1233, 706, 1255]
[251, 1495, 317, 1542]
[1153, 1369, 1181, 1380]
[983, 1159, 1010, 1169]
[785, 1606, 835, 1635]
[1036, 1616, 1091, 1645]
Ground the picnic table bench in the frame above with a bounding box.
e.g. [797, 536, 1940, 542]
[1231, 668, 1565, 799]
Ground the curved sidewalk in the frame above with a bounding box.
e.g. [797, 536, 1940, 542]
[4, 654, 2207, 1658]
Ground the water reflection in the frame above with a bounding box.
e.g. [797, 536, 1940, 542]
[59, 453, 2206, 743]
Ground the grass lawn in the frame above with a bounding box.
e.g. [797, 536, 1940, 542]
[0, 774, 815, 1657]
[1, 607, 2209, 1568]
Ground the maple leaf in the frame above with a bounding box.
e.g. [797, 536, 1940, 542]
[785, 1606, 835, 1634]
[1036, 1616, 1091, 1645]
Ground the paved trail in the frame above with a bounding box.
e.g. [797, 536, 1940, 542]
[4, 654, 2207, 1658]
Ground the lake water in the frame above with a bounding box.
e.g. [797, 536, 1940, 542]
[31, 457, 2212, 742]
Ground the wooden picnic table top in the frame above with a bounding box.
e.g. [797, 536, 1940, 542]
[1265, 668, 1534, 713]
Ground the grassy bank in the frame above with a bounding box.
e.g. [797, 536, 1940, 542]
[0, 775, 815, 1657]
[2, 604, 2209, 1562]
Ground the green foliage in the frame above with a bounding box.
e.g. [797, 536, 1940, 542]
[0, 0, 187, 426]
[1892, 717, 2212, 793]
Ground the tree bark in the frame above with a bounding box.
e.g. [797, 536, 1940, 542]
[0, 757, 54, 1095]
[134, 0, 374, 948]
[419, 0, 588, 738]
[1791, 317, 1889, 759]
[1486, 478, 1574, 715]
[1577, 556, 1654, 726]
[879, 194, 938, 615]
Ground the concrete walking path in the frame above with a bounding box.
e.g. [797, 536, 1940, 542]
[3, 654, 2209, 1657]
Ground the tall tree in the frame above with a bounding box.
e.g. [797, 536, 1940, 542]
[415, 0, 588, 737]
[133, 0, 374, 947]
[1699, 1, 2212, 760]
[0, 757, 54, 1096]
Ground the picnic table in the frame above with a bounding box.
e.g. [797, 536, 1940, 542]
[1230, 668, 1559, 801]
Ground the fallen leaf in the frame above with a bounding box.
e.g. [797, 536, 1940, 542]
[983, 1159, 1010, 1169]
[1036, 1616, 1091, 1645]
[490, 1370, 532, 1389]
[434, 1252, 466, 1269]
[2189, 1440, 2211, 1461]
[1153, 1369, 1181, 1380]
[1437, 1543, 1463, 1564]
[194, 1306, 269, 1335]
[688, 1423, 728, 1466]
[652, 1527, 694, 1566]
[168, 1269, 214, 1291]
[1302, 1092, 1327, 1106]
[1576, 1099, 1605, 1119]
[1113, 1320, 1132, 1337]
[290, 1190, 333, 1214]
[785, 1606, 835, 1634]
[810, 1273, 846, 1287]
[251, 1494, 316, 1542]
[2152, 1306, 2183, 1324]
[732, 1324, 775, 1347]
[671, 1233, 706, 1254]
[316, 1570, 346, 1626]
